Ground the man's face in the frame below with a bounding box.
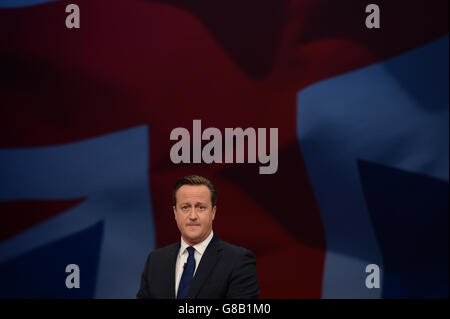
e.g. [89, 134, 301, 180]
[173, 185, 216, 246]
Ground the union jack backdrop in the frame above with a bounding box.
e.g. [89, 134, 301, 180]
[0, 0, 448, 298]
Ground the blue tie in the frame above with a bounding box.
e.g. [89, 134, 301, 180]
[177, 246, 196, 299]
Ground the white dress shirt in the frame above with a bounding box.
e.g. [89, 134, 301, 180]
[175, 230, 214, 297]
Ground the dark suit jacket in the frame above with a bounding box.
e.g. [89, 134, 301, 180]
[136, 234, 259, 299]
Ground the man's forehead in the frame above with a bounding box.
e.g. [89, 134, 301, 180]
[176, 185, 211, 200]
[177, 184, 210, 194]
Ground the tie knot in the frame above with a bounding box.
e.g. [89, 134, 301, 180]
[187, 246, 195, 256]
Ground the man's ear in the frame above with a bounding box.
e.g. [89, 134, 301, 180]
[212, 205, 216, 220]
[173, 205, 177, 217]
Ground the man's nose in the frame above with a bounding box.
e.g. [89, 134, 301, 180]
[188, 210, 198, 220]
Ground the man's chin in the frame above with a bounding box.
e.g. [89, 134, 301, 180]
[183, 232, 202, 243]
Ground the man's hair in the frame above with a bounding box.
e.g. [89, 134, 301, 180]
[173, 175, 218, 207]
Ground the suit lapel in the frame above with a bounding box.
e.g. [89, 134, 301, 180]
[166, 242, 180, 299]
[187, 234, 223, 298]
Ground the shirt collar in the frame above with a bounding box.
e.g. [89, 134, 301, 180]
[179, 230, 214, 257]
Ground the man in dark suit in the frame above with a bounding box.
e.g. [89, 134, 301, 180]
[137, 175, 259, 299]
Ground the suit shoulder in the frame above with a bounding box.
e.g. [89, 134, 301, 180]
[145, 242, 179, 259]
[218, 239, 254, 257]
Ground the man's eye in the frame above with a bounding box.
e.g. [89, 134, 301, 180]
[182, 206, 189, 210]
[199, 206, 206, 210]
